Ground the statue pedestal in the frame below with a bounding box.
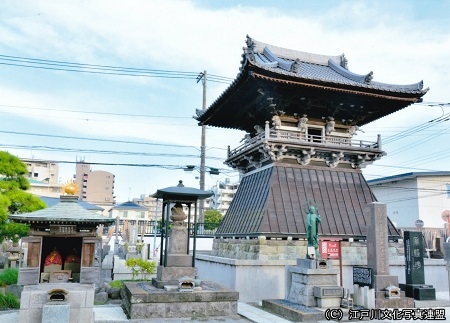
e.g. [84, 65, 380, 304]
[287, 259, 342, 308]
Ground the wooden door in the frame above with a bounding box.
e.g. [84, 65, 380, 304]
[18, 236, 42, 285]
[80, 237, 100, 284]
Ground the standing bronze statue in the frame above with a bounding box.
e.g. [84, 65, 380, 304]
[305, 203, 321, 259]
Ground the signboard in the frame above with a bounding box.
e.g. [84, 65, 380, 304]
[353, 266, 373, 288]
[320, 240, 341, 259]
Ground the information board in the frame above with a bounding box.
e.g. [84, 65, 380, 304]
[320, 240, 341, 259]
[353, 266, 373, 288]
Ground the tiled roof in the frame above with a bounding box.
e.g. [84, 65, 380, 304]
[9, 195, 114, 224]
[245, 36, 427, 94]
[216, 164, 400, 239]
[367, 171, 450, 185]
[38, 196, 104, 211]
[111, 201, 148, 210]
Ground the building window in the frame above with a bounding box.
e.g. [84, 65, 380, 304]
[34, 173, 38, 177]
[447, 184, 450, 198]
[122, 211, 128, 218]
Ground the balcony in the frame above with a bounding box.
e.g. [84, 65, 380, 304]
[226, 121, 384, 172]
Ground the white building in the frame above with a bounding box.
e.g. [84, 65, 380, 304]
[109, 201, 149, 222]
[208, 178, 240, 215]
[367, 172, 450, 228]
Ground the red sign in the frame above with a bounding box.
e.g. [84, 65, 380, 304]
[320, 240, 341, 259]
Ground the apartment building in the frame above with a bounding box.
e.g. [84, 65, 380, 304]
[208, 178, 240, 215]
[74, 162, 115, 207]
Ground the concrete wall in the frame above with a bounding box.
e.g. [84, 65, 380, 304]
[196, 239, 448, 302]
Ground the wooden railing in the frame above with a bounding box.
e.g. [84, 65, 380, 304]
[228, 125, 380, 158]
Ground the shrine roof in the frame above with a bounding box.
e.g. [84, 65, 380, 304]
[196, 36, 428, 131]
[38, 195, 104, 211]
[9, 195, 114, 224]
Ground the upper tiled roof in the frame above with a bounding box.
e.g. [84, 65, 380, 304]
[196, 36, 428, 131]
[244, 36, 427, 94]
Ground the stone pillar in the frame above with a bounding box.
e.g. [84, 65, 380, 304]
[365, 203, 413, 308]
[367, 203, 389, 276]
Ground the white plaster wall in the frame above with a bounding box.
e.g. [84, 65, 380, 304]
[196, 255, 296, 302]
[417, 176, 450, 228]
[197, 255, 449, 303]
[370, 179, 418, 228]
[370, 175, 450, 228]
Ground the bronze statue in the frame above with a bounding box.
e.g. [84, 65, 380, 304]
[306, 204, 321, 259]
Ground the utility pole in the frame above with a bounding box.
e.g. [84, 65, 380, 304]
[197, 71, 207, 231]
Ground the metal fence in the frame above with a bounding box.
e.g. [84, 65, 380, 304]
[103, 221, 220, 238]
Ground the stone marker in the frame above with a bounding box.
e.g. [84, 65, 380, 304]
[359, 203, 413, 308]
[399, 231, 436, 300]
[367, 203, 389, 276]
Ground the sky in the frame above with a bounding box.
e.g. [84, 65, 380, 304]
[0, 0, 449, 203]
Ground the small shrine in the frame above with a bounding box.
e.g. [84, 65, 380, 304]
[9, 184, 115, 285]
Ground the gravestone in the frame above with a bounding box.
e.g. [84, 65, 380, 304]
[355, 203, 413, 308]
[399, 231, 436, 300]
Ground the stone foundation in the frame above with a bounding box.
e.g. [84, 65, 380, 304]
[19, 283, 95, 323]
[122, 281, 239, 320]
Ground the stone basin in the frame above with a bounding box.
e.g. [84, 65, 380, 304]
[121, 281, 239, 320]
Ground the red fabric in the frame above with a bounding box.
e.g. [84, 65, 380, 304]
[65, 253, 80, 264]
[44, 250, 62, 266]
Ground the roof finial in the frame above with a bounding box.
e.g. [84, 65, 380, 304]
[177, 180, 184, 187]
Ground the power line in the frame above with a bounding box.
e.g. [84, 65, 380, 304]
[0, 104, 192, 119]
[0, 130, 228, 151]
[0, 54, 234, 83]
[0, 143, 227, 161]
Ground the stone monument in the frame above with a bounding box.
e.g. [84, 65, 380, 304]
[399, 231, 436, 300]
[355, 202, 413, 308]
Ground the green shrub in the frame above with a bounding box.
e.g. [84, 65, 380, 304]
[109, 280, 123, 289]
[0, 268, 18, 286]
[0, 293, 20, 309]
[125, 258, 156, 280]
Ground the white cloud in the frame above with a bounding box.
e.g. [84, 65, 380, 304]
[0, 0, 449, 201]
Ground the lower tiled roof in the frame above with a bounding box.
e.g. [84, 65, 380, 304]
[215, 164, 400, 239]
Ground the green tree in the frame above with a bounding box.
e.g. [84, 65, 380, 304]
[0, 151, 46, 242]
[203, 209, 223, 230]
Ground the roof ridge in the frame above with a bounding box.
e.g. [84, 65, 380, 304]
[247, 35, 343, 66]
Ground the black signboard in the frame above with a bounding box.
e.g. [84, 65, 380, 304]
[353, 266, 373, 288]
[404, 231, 425, 285]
